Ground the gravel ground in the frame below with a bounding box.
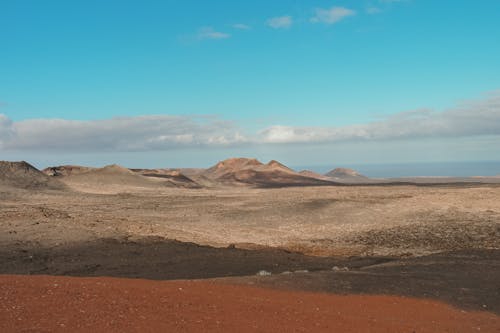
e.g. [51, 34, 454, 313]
[2, 184, 499, 257]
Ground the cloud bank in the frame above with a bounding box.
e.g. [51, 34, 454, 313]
[0, 115, 246, 151]
[1, 91, 499, 152]
[261, 91, 500, 143]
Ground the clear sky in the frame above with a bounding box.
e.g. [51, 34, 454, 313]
[1, 0, 500, 175]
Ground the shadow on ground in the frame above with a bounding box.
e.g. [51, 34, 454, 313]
[226, 249, 500, 314]
[1, 236, 499, 314]
[0, 236, 390, 279]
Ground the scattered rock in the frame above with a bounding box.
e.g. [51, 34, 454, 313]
[294, 270, 309, 274]
[332, 266, 349, 272]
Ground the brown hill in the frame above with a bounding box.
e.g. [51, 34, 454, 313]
[203, 158, 335, 187]
[266, 160, 295, 173]
[42, 165, 95, 177]
[0, 161, 66, 190]
[131, 168, 201, 188]
[173, 168, 206, 177]
[203, 158, 264, 179]
[299, 170, 333, 181]
[59, 164, 180, 192]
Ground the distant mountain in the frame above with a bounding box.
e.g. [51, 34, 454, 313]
[0, 161, 66, 190]
[324, 168, 370, 183]
[325, 168, 366, 178]
[202, 158, 336, 187]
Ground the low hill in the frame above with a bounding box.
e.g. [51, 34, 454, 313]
[0, 161, 66, 190]
[131, 169, 201, 188]
[299, 170, 333, 181]
[58, 164, 182, 193]
[42, 165, 95, 177]
[325, 168, 370, 183]
[325, 168, 366, 178]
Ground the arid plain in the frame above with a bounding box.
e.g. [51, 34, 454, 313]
[1, 158, 500, 332]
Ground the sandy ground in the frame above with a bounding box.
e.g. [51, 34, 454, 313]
[1, 275, 499, 333]
[2, 184, 499, 256]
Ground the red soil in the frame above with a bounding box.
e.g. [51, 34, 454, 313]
[1, 275, 499, 333]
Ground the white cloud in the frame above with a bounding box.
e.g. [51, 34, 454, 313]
[232, 23, 251, 30]
[260, 91, 500, 143]
[0, 113, 11, 127]
[258, 126, 301, 143]
[266, 16, 293, 29]
[0, 114, 13, 149]
[0, 115, 247, 152]
[2, 91, 500, 153]
[311, 7, 356, 25]
[198, 27, 231, 40]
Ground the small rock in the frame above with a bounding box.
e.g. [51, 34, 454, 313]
[256, 270, 272, 276]
[332, 266, 349, 272]
[294, 270, 309, 274]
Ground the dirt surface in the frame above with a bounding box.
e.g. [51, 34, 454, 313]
[2, 184, 499, 257]
[2, 173, 500, 331]
[1, 236, 499, 314]
[1, 275, 499, 333]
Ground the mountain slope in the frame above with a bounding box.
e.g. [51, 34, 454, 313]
[0, 161, 66, 190]
[131, 169, 201, 188]
[42, 165, 95, 177]
[203, 158, 336, 187]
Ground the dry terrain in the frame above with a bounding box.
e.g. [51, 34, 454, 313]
[1, 159, 500, 331]
[2, 275, 500, 333]
[2, 181, 499, 257]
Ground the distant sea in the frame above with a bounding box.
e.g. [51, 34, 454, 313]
[292, 161, 500, 178]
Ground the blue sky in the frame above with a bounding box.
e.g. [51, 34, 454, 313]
[1, 0, 500, 174]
